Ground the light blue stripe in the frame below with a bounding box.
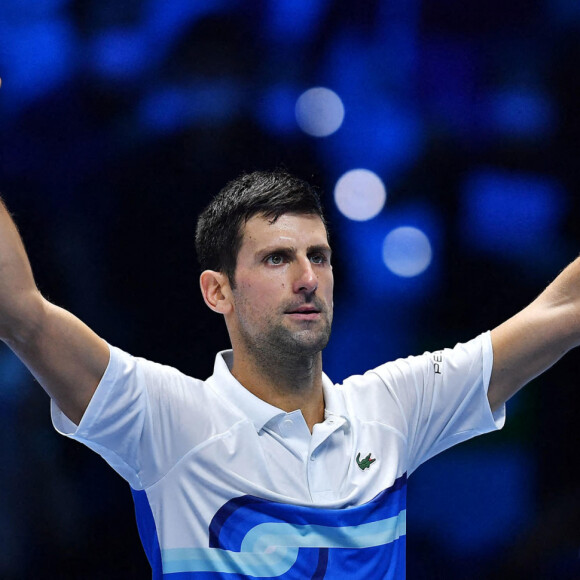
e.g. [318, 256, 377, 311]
[241, 509, 406, 552]
[161, 509, 406, 576]
[162, 546, 299, 575]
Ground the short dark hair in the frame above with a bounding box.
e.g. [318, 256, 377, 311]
[195, 170, 328, 285]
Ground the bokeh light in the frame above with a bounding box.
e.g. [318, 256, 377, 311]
[382, 226, 432, 277]
[295, 87, 345, 137]
[334, 169, 386, 221]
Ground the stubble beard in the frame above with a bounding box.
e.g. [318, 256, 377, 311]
[237, 308, 333, 388]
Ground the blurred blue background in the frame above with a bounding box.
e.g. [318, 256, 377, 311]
[1, 1, 579, 578]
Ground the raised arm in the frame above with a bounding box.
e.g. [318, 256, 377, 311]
[0, 197, 109, 424]
[488, 256, 580, 411]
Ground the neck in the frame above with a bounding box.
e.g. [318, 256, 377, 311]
[230, 349, 325, 432]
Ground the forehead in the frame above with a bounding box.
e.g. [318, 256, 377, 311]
[239, 213, 329, 251]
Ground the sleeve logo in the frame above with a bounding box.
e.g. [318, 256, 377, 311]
[432, 351, 443, 375]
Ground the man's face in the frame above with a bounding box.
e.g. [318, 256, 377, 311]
[229, 212, 334, 361]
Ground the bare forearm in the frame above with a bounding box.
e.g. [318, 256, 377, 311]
[0, 196, 110, 423]
[489, 256, 580, 411]
[0, 197, 43, 340]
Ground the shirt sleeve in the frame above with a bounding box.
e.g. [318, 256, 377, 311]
[51, 344, 214, 490]
[342, 332, 505, 475]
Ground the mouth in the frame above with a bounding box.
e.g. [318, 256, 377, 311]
[285, 305, 322, 320]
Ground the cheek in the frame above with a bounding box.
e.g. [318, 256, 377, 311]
[240, 272, 285, 294]
[236, 281, 277, 312]
[322, 273, 334, 296]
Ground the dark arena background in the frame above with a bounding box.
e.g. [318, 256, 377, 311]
[1, 1, 579, 578]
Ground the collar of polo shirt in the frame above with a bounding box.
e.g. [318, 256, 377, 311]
[210, 350, 350, 433]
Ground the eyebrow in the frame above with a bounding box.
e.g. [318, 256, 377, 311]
[256, 244, 332, 259]
[307, 244, 332, 257]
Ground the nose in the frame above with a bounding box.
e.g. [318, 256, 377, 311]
[292, 257, 318, 294]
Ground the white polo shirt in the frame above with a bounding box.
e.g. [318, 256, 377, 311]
[52, 332, 504, 579]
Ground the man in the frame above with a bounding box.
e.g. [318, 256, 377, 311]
[0, 169, 578, 578]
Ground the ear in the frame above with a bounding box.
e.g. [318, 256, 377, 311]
[200, 270, 233, 314]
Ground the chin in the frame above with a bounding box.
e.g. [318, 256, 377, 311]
[290, 329, 331, 354]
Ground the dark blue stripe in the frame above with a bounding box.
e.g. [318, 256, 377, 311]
[134, 475, 407, 578]
[209, 494, 268, 548]
[210, 473, 407, 552]
[311, 548, 329, 579]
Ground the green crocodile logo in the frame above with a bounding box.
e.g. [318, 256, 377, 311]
[356, 452, 376, 471]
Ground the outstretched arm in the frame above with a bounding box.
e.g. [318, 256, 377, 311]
[0, 197, 110, 424]
[488, 256, 580, 411]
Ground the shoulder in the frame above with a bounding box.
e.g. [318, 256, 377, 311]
[333, 333, 491, 418]
[107, 344, 204, 395]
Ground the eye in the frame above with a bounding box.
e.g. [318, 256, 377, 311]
[266, 254, 284, 265]
[310, 253, 328, 265]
